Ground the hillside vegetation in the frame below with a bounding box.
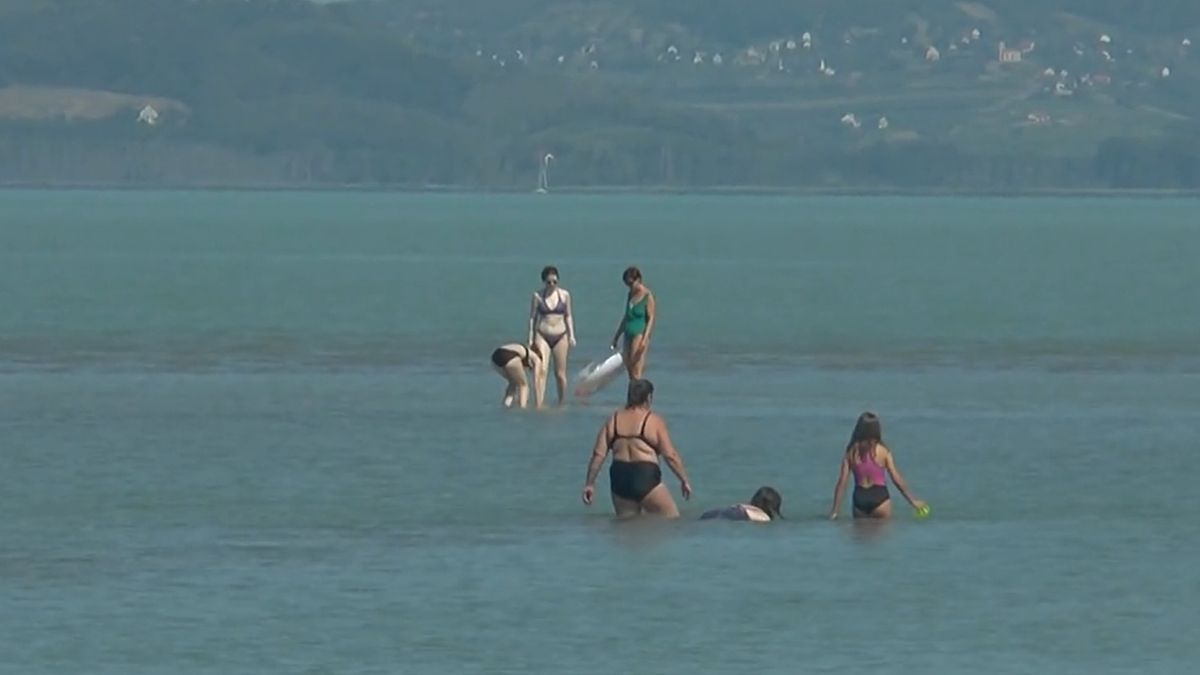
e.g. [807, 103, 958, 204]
[0, 0, 1196, 189]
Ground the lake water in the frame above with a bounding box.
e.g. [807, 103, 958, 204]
[1, 190, 1198, 674]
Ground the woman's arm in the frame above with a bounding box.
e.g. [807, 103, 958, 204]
[651, 415, 691, 499]
[582, 420, 611, 504]
[882, 446, 924, 509]
[564, 290, 577, 346]
[642, 292, 657, 344]
[528, 294, 539, 346]
[829, 454, 850, 519]
[610, 302, 626, 349]
[744, 506, 771, 522]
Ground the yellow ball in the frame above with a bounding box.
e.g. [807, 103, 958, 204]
[915, 504, 931, 519]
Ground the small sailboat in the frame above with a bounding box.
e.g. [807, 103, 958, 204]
[535, 152, 554, 193]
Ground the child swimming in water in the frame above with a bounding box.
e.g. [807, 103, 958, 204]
[700, 486, 783, 522]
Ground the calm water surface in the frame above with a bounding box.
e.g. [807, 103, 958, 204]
[1, 191, 1198, 674]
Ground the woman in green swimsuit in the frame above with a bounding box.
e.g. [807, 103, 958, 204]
[610, 266, 655, 380]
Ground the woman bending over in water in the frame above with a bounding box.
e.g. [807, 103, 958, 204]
[828, 412, 927, 520]
[489, 342, 547, 409]
[582, 378, 692, 518]
[700, 486, 784, 522]
[528, 265, 576, 406]
[609, 266, 655, 381]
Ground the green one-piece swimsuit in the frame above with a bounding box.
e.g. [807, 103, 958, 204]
[624, 294, 649, 340]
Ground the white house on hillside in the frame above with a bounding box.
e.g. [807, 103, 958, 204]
[998, 42, 1022, 63]
[137, 104, 159, 126]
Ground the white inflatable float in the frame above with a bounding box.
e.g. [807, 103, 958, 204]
[572, 350, 625, 398]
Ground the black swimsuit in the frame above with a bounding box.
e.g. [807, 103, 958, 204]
[853, 485, 890, 514]
[491, 346, 532, 369]
[607, 410, 662, 502]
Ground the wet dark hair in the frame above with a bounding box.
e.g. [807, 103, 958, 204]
[626, 378, 654, 407]
[541, 265, 559, 282]
[622, 266, 642, 284]
[749, 486, 783, 520]
[847, 411, 883, 461]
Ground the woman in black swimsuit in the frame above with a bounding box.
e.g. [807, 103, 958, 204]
[581, 378, 692, 518]
[490, 342, 546, 409]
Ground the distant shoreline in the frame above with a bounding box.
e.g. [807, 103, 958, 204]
[2, 181, 1197, 199]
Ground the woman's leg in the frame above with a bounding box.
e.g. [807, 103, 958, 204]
[624, 334, 647, 380]
[493, 364, 516, 407]
[611, 494, 642, 519]
[631, 334, 648, 379]
[638, 483, 680, 518]
[550, 335, 570, 405]
[628, 333, 638, 379]
[503, 360, 529, 407]
[531, 333, 556, 405]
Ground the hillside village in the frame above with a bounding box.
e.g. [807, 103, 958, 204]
[0, 0, 1196, 189]
[478, 30, 1172, 111]
[459, 19, 1189, 90]
[37, 25, 1200, 140]
[381, 1, 1197, 157]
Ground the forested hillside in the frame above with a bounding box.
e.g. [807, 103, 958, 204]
[0, 0, 1196, 189]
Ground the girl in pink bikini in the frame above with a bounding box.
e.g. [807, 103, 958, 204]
[828, 412, 927, 520]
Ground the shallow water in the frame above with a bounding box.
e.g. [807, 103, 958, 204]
[1, 191, 1198, 674]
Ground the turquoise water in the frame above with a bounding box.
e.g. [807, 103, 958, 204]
[1, 190, 1198, 674]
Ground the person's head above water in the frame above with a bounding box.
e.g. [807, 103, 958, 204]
[625, 378, 654, 408]
[749, 486, 783, 520]
[849, 411, 883, 447]
[622, 266, 642, 287]
[541, 265, 559, 284]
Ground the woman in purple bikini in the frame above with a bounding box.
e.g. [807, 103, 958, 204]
[528, 265, 576, 406]
[828, 411, 927, 520]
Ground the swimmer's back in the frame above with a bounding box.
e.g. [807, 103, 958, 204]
[607, 408, 659, 463]
[700, 504, 771, 522]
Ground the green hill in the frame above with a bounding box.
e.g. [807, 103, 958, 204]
[0, 0, 1196, 190]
